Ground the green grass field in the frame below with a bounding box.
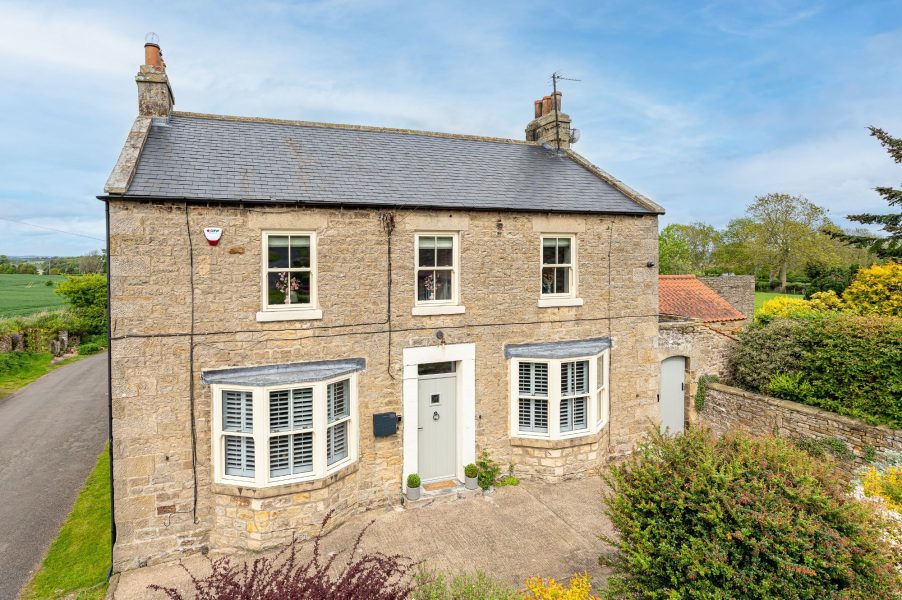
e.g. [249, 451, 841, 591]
[0, 274, 67, 317]
[0, 352, 84, 399]
[21, 447, 111, 600]
[754, 291, 804, 312]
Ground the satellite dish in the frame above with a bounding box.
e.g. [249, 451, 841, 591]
[570, 128, 581, 144]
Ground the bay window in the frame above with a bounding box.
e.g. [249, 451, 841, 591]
[210, 370, 358, 488]
[507, 340, 610, 439]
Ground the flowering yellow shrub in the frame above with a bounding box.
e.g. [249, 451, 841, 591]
[523, 573, 600, 600]
[862, 465, 902, 512]
[807, 290, 845, 312]
[757, 296, 816, 320]
[843, 263, 902, 317]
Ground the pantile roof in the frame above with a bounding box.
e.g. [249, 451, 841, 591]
[659, 275, 746, 322]
[113, 112, 662, 215]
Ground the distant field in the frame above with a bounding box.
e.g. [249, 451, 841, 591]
[754, 291, 803, 313]
[0, 274, 67, 317]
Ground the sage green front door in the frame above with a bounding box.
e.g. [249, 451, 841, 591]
[417, 365, 457, 482]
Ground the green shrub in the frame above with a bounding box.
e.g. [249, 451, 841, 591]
[406, 473, 421, 488]
[694, 374, 719, 411]
[475, 451, 500, 491]
[729, 314, 902, 428]
[56, 275, 106, 335]
[412, 570, 519, 600]
[464, 463, 478, 478]
[767, 371, 814, 403]
[602, 428, 899, 599]
[78, 342, 103, 355]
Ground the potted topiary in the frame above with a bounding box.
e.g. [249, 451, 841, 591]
[406, 473, 421, 501]
[464, 463, 478, 490]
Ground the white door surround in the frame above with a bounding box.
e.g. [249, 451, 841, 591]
[660, 356, 686, 434]
[402, 343, 476, 490]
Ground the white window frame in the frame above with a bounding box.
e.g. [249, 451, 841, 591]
[257, 231, 322, 322]
[538, 234, 583, 308]
[509, 350, 609, 440]
[211, 373, 358, 488]
[412, 232, 464, 315]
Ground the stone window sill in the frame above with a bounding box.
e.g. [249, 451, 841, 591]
[537, 297, 584, 308]
[256, 308, 323, 322]
[411, 304, 466, 316]
[211, 461, 358, 499]
[510, 426, 605, 449]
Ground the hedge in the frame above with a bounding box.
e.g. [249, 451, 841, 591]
[729, 313, 902, 428]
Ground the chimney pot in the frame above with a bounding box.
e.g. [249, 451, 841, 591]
[552, 91, 562, 112]
[144, 43, 163, 69]
[534, 100, 542, 118]
[541, 96, 553, 116]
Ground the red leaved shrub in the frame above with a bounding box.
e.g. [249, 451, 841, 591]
[150, 512, 418, 600]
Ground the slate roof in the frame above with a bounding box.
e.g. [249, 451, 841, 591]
[118, 112, 661, 215]
[658, 275, 746, 322]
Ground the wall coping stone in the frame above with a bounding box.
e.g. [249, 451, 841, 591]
[707, 382, 899, 435]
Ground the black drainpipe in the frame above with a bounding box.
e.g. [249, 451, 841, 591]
[105, 200, 117, 580]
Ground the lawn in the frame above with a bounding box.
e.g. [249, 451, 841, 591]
[754, 291, 803, 313]
[21, 446, 111, 600]
[0, 274, 67, 317]
[0, 352, 84, 399]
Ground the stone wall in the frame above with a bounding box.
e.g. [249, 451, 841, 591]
[108, 201, 660, 569]
[699, 383, 902, 476]
[511, 428, 609, 480]
[655, 319, 740, 428]
[698, 275, 755, 321]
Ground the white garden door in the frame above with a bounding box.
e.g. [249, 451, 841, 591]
[417, 364, 457, 482]
[660, 356, 686, 434]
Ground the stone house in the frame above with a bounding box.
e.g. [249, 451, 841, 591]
[656, 274, 753, 434]
[101, 41, 665, 570]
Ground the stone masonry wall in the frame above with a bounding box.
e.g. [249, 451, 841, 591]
[108, 201, 660, 569]
[699, 383, 902, 477]
[698, 275, 755, 322]
[656, 319, 740, 428]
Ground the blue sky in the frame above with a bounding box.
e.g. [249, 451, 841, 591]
[1, 0, 900, 256]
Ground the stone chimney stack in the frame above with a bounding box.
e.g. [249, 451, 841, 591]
[136, 34, 174, 117]
[525, 91, 573, 150]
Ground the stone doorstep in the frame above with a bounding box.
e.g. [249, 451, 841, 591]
[402, 480, 480, 510]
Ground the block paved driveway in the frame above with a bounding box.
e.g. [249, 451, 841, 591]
[114, 476, 617, 599]
[0, 353, 108, 600]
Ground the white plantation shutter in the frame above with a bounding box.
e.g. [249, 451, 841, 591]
[327, 421, 348, 465]
[224, 435, 255, 477]
[268, 387, 315, 477]
[223, 391, 254, 477]
[327, 380, 349, 422]
[560, 361, 589, 433]
[293, 388, 313, 428]
[517, 362, 549, 433]
[326, 379, 351, 466]
[223, 390, 253, 432]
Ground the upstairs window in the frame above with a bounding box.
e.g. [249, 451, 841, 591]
[541, 235, 575, 297]
[259, 232, 320, 322]
[415, 234, 459, 305]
